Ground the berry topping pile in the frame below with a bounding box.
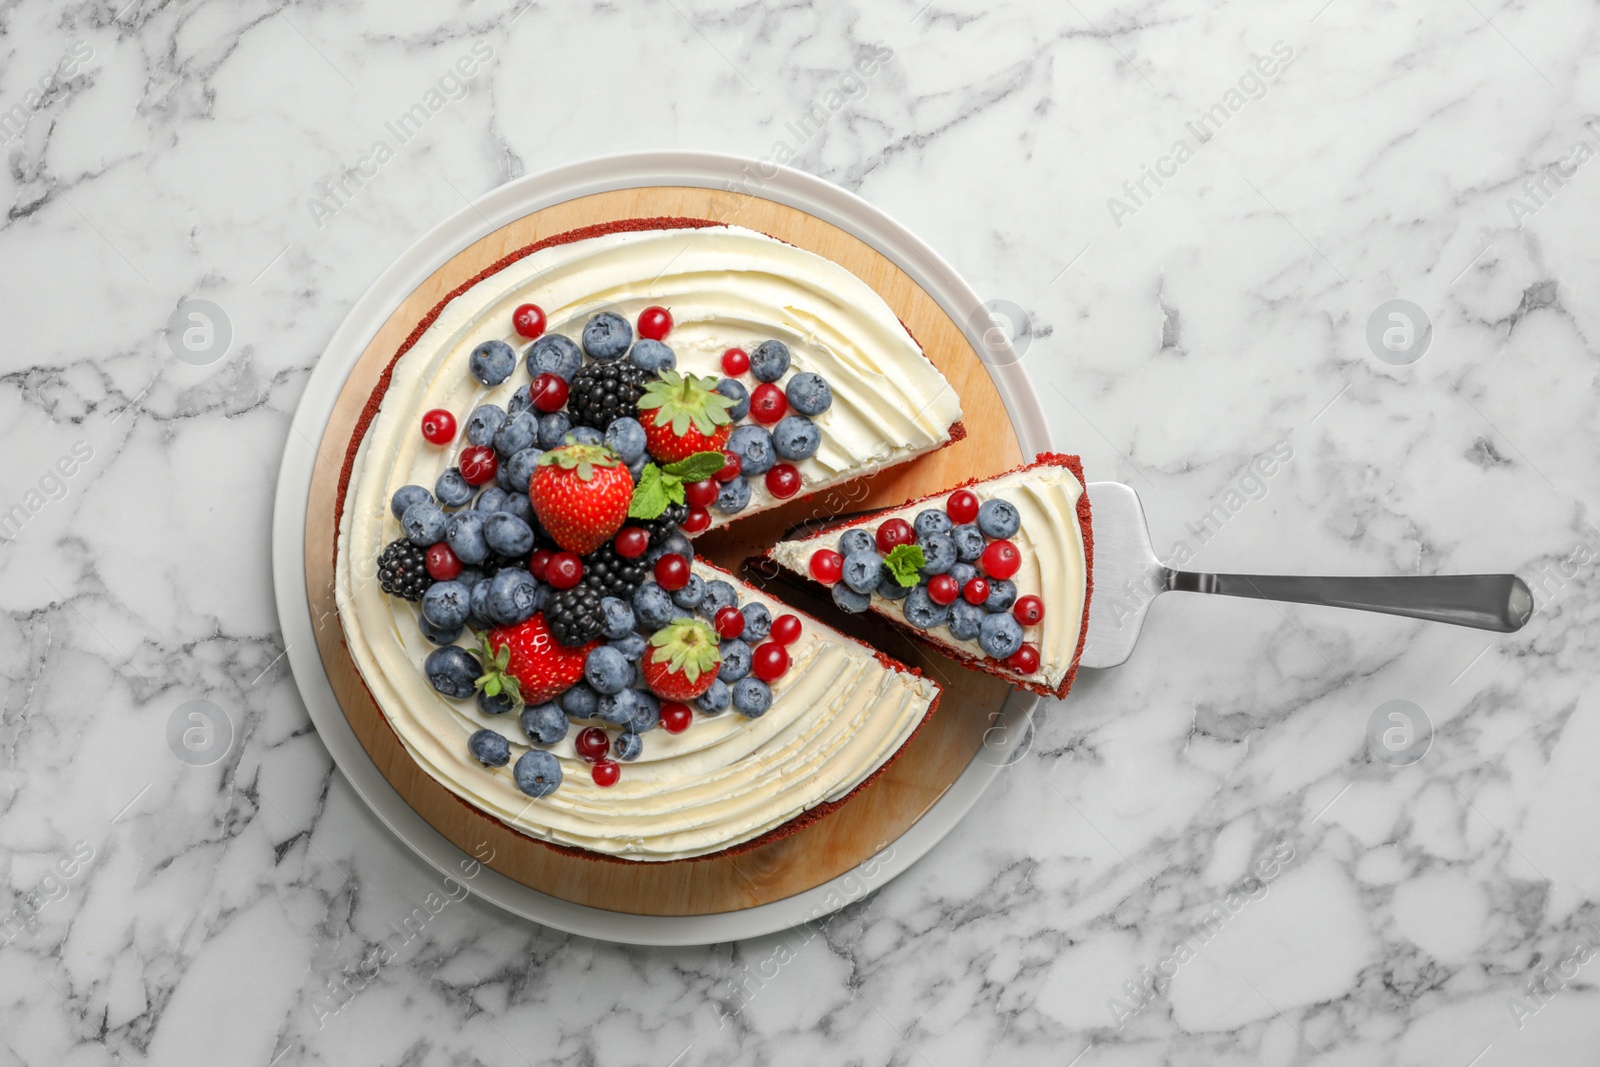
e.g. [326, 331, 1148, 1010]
[805, 488, 1043, 673]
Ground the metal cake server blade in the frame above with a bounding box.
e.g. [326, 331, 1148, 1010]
[1079, 482, 1534, 669]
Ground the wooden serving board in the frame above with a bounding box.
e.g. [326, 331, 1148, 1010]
[304, 186, 1025, 915]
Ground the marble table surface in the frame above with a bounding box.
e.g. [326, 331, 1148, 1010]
[3, 0, 1598, 1064]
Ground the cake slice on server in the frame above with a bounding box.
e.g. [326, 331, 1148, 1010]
[768, 454, 1093, 699]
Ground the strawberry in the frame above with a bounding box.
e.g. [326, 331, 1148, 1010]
[529, 442, 633, 554]
[484, 614, 596, 704]
[641, 618, 722, 701]
[637, 370, 738, 463]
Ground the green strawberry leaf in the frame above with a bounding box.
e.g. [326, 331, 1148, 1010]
[884, 543, 926, 588]
[663, 451, 727, 483]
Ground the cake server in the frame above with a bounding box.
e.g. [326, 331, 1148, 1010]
[1079, 482, 1534, 669]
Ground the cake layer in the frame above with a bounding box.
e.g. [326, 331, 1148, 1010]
[768, 454, 1093, 699]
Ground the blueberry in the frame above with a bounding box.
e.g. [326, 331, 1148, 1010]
[402, 501, 448, 547]
[785, 372, 832, 416]
[718, 638, 751, 681]
[487, 568, 545, 625]
[537, 412, 572, 450]
[772, 415, 820, 461]
[526, 333, 583, 380]
[903, 586, 950, 630]
[467, 729, 511, 766]
[478, 689, 516, 716]
[599, 597, 636, 640]
[629, 689, 660, 732]
[468, 581, 495, 629]
[716, 378, 750, 420]
[698, 580, 738, 621]
[425, 646, 479, 699]
[475, 487, 509, 513]
[953, 524, 985, 562]
[633, 582, 677, 630]
[456, 566, 485, 588]
[447, 511, 490, 564]
[977, 498, 1021, 539]
[875, 567, 912, 601]
[833, 583, 871, 613]
[597, 689, 637, 725]
[984, 579, 1017, 614]
[469, 340, 516, 386]
[417, 613, 462, 646]
[466, 405, 507, 446]
[506, 384, 534, 416]
[839, 529, 875, 556]
[917, 533, 956, 576]
[582, 312, 632, 361]
[695, 678, 731, 714]
[629, 339, 675, 373]
[671, 574, 706, 610]
[842, 550, 881, 594]
[728, 425, 775, 476]
[741, 603, 771, 641]
[570, 426, 604, 447]
[502, 448, 542, 494]
[613, 731, 644, 761]
[609, 631, 648, 662]
[560, 682, 600, 719]
[978, 612, 1024, 658]
[628, 456, 648, 483]
[732, 677, 773, 717]
[914, 508, 952, 538]
[498, 491, 535, 526]
[513, 749, 562, 798]
[521, 702, 567, 745]
[391, 484, 431, 521]
[604, 417, 647, 464]
[433, 468, 472, 507]
[585, 645, 632, 695]
[713, 475, 751, 515]
[645, 531, 694, 565]
[749, 340, 791, 383]
[482, 512, 534, 556]
[422, 580, 471, 629]
[950, 562, 978, 589]
[948, 599, 984, 641]
[493, 411, 538, 457]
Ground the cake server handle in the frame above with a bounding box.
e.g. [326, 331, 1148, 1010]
[1163, 570, 1534, 632]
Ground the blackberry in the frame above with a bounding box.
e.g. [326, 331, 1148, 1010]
[481, 553, 528, 579]
[377, 539, 432, 601]
[546, 582, 606, 647]
[581, 541, 650, 600]
[567, 360, 651, 430]
[640, 503, 688, 543]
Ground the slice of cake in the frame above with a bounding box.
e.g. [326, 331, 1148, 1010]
[768, 454, 1093, 699]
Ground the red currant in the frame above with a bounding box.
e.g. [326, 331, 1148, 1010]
[722, 347, 750, 376]
[1005, 643, 1040, 674]
[963, 576, 991, 605]
[765, 463, 801, 499]
[527, 548, 552, 581]
[1013, 595, 1045, 626]
[715, 450, 742, 483]
[530, 372, 568, 413]
[591, 759, 621, 787]
[425, 543, 462, 581]
[981, 539, 1021, 580]
[715, 606, 746, 639]
[809, 548, 843, 584]
[682, 507, 711, 534]
[459, 445, 498, 485]
[946, 489, 979, 524]
[660, 702, 693, 734]
[751, 641, 790, 682]
[545, 551, 583, 590]
[512, 303, 546, 339]
[637, 305, 673, 340]
[421, 409, 456, 445]
[685, 479, 719, 508]
[771, 613, 802, 645]
[749, 383, 788, 424]
[614, 528, 649, 559]
[575, 727, 610, 762]
[654, 553, 690, 591]
[876, 518, 915, 554]
[927, 574, 960, 605]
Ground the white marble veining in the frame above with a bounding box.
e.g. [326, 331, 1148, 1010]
[2, 0, 1598, 1064]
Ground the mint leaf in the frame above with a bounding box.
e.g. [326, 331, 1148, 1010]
[664, 451, 726, 483]
[883, 543, 926, 587]
[664, 475, 687, 506]
[628, 464, 671, 519]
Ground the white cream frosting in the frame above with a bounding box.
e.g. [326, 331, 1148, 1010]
[335, 224, 953, 861]
[769, 462, 1088, 691]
